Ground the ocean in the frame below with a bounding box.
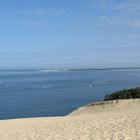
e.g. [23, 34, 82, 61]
[0, 69, 140, 120]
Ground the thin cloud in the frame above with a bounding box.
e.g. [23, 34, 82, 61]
[116, 1, 140, 11]
[81, 0, 140, 13]
[100, 16, 140, 27]
[22, 9, 67, 16]
[23, 21, 47, 27]
[98, 1, 140, 27]
[91, 0, 140, 11]
[114, 34, 140, 42]
[112, 34, 140, 50]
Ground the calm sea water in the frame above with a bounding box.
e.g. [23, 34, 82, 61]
[0, 69, 140, 120]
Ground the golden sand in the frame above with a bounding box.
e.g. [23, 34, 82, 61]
[0, 99, 140, 140]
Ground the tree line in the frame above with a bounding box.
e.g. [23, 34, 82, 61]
[104, 87, 140, 101]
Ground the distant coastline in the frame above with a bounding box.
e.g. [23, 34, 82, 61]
[1, 67, 140, 72]
[68, 67, 140, 72]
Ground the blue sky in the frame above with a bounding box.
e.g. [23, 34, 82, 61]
[0, 0, 140, 69]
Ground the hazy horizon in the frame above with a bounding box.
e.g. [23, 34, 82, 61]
[0, 0, 140, 69]
[1, 67, 140, 71]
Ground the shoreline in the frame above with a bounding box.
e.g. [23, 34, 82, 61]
[0, 99, 140, 140]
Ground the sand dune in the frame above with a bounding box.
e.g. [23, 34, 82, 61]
[0, 99, 140, 140]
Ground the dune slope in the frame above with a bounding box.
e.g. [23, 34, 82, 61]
[0, 99, 140, 140]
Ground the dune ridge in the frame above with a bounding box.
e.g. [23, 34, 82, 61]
[69, 99, 140, 116]
[0, 99, 140, 140]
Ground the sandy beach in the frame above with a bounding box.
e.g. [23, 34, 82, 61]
[0, 99, 139, 140]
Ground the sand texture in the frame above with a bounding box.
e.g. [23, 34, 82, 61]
[0, 99, 140, 140]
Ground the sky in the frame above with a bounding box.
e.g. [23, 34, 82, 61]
[0, 0, 140, 69]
